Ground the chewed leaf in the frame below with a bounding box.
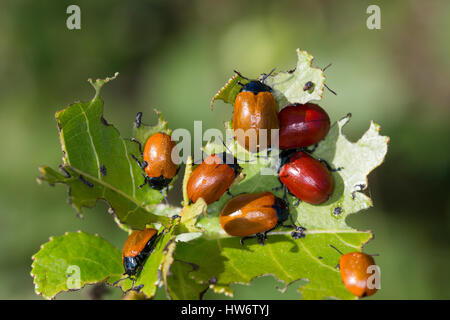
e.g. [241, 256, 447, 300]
[198, 114, 389, 234]
[210, 49, 326, 110]
[289, 114, 390, 230]
[174, 231, 372, 300]
[174, 113, 388, 299]
[165, 260, 209, 300]
[31, 231, 125, 300]
[210, 73, 248, 109]
[179, 200, 207, 233]
[132, 109, 171, 150]
[37, 75, 174, 229]
[264, 49, 326, 106]
[162, 238, 209, 300]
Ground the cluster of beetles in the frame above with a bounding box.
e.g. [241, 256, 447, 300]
[117, 70, 378, 298]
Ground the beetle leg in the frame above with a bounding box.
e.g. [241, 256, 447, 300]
[59, 165, 71, 178]
[352, 184, 366, 200]
[257, 233, 266, 245]
[132, 284, 144, 292]
[138, 176, 148, 189]
[135, 112, 143, 128]
[240, 235, 257, 246]
[121, 277, 136, 293]
[79, 175, 94, 188]
[291, 227, 306, 240]
[272, 185, 284, 192]
[130, 138, 143, 155]
[160, 191, 169, 205]
[318, 158, 343, 172]
[303, 143, 318, 154]
[131, 154, 147, 171]
[280, 212, 306, 240]
[112, 276, 128, 287]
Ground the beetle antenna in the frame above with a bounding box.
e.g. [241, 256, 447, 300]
[233, 70, 249, 80]
[322, 63, 332, 72]
[324, 84, 337, 96]
[329, 244, 344, 255]
[261, 67, 276, 83]
[217, 136, 255, 163]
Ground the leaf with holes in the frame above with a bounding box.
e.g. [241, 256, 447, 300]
[37, 74, 176, 229]
[172, 112, 388, 299]
[210, 49, 326, 109]
[31, 231, 127, 300]
[162, 238, 209, 300]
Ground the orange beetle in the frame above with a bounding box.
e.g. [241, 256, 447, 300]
[132, 132, 179, 190]
[219, 192, 292, 245]
[339, 252, 378, 297]
[330, 245, 379, 298]
[122, 228, 159, 276]
[187, 153, 242, 205]
[233, 74, 279, 153]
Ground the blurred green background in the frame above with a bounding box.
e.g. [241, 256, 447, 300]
[0, 0, 449, 299]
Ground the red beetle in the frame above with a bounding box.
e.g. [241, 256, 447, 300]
[279, 151, 335, 205]
[219, 192, 301, 245]
[187, 153, 242, 205]
[278, 103, 330, 150]
[233, 72, 279, 153]
[132, 132, 179, 190]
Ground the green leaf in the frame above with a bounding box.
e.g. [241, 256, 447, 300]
[132, 109, 171, 146]
[31, 231, 124, 300]
[264, 49, 326, 106]
[165, 260, 209, 300]
[175, 232, 372, 300]
[174, 113, 388, 299]
[162, 238, 209, 300]
[210, 73, 248, 109]
[37, 74, 174, 229]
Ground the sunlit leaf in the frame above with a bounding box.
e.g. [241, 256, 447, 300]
[31, 231, 124, 300]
